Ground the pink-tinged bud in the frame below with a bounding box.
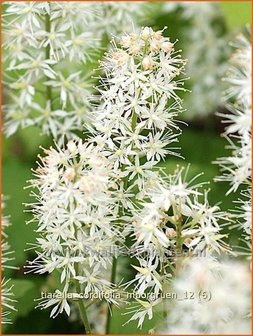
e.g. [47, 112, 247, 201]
[129, 33, 138, 41]
[64, 167, 75, 181]
[193, 270, 208, 287]
[142, 56, 154, 70]
[153, 30, 163, 40]
[161, 41, 173, 52]
[166, 227, 176, 238]
[112, 50, 129, 66]
[129, 44, 141, 55]
[150, 41, 161, 52]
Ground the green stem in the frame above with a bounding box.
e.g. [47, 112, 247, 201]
[174, 209, 183, 275]
[74, 278, 92, 334]
[45, 10, 52, 107]
[161, 262, 168, 319]
[105, 256, 117, 333]
[131, 111, 138, 131]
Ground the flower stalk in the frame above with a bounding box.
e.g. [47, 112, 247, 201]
[45, 9, 52, 108]
[74, 266, 92, 335]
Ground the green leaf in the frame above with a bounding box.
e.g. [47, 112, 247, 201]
[220, 1, 252, 30]
[2, 157, 36, 267]
[1, 279, 40, 333]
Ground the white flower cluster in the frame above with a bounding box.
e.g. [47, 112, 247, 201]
[2, 1, 100, 140]
[161, 257, 251, 334]
[92, 26, 186, 192]
[27, 140, 123, 318]
[215, 32, 252, 244]
[97, 2, 144, 34]
[1, 196, 17, 324]
[124, 168, 229, 328]
[2, 2, 149, 141]
[163, 2, 227, 119]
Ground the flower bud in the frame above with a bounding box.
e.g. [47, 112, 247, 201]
[142, 56, 154, 70]
[129, 44, 141, 55]
[112, 50, 129, 66]
[161, 41, 173, 52]
[153, 30, 162, 40]
[150, 41, 161, 52]
[166, 227, 176, 238]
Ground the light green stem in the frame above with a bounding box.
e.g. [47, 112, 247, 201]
[74, 265, 92, 334]
[105, 256, 117, 333]
[45, 10, 52, 107]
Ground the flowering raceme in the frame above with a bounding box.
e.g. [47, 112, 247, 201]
[92, 26, 186, 189]
[163, 2, 227, 119]
[2, 1, 100, 140]
[161, 257, 251, 334]
[2, 2, 149, 142]
[215, 31, 252, 249]
[27, 140, 124, 328]
[122, 168, 230, 328]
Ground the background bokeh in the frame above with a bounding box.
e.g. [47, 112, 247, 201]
[2, 1, 252, 334]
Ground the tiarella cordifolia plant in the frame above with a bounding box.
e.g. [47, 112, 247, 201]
[1, 196, 17, 324]
[215, 31, 252, 254]
[91, 27, 230, 329]
[2, 1, 100, 141]
[27, 25, 235, 333]
[161, 256, 251, 334]
[163, 2, 227, 119]
[27, 140, 125, 333]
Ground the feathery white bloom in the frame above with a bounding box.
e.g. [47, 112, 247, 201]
[161, 257, 251, 334]
[2, 2, 100, 140]
[132, 168, 229, 259]
[92, 26, 186, 193]
[215, 31, 251, 263]
[124, 299, 159, 329]
[124, 167, 229, 328]
[27, 140, 123, 318]
[163, 2, 227, 119]
[224, 32, 251, 107]
[234, 190, 252, 236]
[96, 2, 144, 34]
[215, 31, 252, 192]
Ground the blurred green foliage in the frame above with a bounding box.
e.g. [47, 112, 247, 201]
[220, 1, 252, 30]
[2, 1, 251, 334]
